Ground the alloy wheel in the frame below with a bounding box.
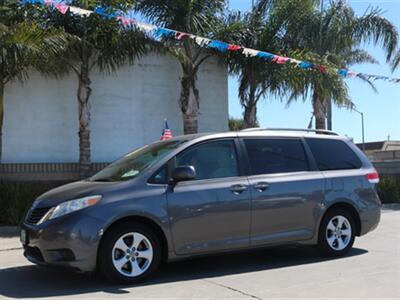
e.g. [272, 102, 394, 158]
[325, 215, 352, 251]
[111, 232, 154, 277]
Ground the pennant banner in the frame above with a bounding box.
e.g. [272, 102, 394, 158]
[21, 0, 400, 84]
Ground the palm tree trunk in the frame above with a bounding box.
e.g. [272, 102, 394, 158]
[77, 61, 92, 178]
[326, 98, 332, 130]
[0, 82, 4, 163]
[242, 80, 258, 128]
[312, 91, 326, 130]
[243, 103, 257, 128]
[180, 70, 199, 134]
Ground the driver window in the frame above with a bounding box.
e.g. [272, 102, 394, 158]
[175, 140, 239, 180]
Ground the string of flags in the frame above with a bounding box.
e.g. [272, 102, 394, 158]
[21, 0, 400, 84]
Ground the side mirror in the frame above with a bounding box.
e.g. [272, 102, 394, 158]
[171, 165, 196, 183]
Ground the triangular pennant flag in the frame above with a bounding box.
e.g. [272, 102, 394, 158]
[274, 56, 289, 64]
[69, 6, 93, 16]
[338, 69, 348, 77]
[55, 3, 69, 14]
[228, 44, 242, 51]
[154, 27, 176, 39]
[347, 71, 359, 78]
[299, 61, 314, 69]
[136, 23, 156, 33]
[316, 65, 327, 73]
[288, 58, 301, 65]
[257, 51, 275, 62]
[207, 40, 229, 53]
[193, 36, 211, 47]
[243, 48, 259, 57]
[117, 16, 134, 26]
[175, 32, 189, 40]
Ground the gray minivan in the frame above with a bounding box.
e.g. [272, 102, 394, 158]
[21, 129, 381, 283]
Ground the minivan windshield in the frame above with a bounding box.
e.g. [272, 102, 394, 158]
[90, 139, 188, 182]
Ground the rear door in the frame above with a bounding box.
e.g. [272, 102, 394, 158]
[242, 137, 325, 246]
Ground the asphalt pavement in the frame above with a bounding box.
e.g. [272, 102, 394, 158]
[0, 207, 399, 299]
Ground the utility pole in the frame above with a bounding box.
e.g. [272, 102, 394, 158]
[319, 0, 332, 130]
[352, 108, 365, 152]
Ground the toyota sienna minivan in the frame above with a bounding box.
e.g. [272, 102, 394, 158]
[21, 128, 381, 283]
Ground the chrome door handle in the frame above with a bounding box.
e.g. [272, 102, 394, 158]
[254, 182, 269, 192]
[230, 184, 247, 194]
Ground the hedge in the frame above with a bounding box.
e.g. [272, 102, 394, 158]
[0, 177, 399, 226]
[0, 181, 67, 226]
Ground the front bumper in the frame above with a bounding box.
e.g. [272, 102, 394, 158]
[21, 211, 105, 272]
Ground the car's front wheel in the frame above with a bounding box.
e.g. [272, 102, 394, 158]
[98, 222, 161, 283]
[318, 208, 356, 256]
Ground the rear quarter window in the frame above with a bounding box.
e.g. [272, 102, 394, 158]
[306, 138, 362, 171]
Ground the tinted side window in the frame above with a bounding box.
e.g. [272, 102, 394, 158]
[244, 138, 309, 175]
[306, 138, 362, 171]
[176, 140, 239, 180]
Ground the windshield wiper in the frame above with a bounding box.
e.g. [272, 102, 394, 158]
[91, 178, 115, 182]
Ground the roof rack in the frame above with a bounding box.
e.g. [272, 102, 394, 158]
[240, 128, 339, 136]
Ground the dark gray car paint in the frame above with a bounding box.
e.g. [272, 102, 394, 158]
[167, 175, 252, 255]
[247, 171, 325, 245]
[21, 132, 381, 272]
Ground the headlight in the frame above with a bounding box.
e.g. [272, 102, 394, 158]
[39, 195, 102, 224]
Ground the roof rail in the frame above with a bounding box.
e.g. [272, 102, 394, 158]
[240, 128, 339, 136]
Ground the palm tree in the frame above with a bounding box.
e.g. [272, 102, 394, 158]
[293, 1, 397, 129]
[228, 116, 259, 131]
[391, 47, 400, 71]
[135, 0, 226, 134]
[41, 1, 149, 177]
[0, 1, 66, 162]
[226, 0, 316, 128]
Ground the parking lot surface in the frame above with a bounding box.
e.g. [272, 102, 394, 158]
[0, 208, 399, 299]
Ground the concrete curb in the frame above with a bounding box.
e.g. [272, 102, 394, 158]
[382, 203, 400, 211]
[0, 226, 20, 238]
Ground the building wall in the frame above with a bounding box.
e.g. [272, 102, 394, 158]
[3, 53, 228, 163]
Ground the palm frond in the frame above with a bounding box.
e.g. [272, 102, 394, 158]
[354, 7, 398, 61]
[391, 50, 400, 72]
[343, 49, 378, 66]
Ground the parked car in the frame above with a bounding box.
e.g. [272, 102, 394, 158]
[20, 129, 381, 283]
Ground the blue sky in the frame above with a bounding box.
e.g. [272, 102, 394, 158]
[227, 0, 400, 143]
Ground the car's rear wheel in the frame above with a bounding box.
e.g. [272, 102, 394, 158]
[318, 208, 356, 256]
[98, 222, 161, 283]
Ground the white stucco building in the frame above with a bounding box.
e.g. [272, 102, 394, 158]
[3, 53, 228, 164]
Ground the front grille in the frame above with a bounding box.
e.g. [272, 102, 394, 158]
[26, 206, 52, 224]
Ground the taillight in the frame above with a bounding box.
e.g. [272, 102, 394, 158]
[366, 169, 379, 184]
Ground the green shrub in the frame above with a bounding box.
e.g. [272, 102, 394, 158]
[378, 177, 400, 204]
[0, 182, 45, 225]
[228, 117, 260, 131]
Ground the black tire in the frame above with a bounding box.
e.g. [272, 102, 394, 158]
[98, 222, 162, 284]
[318, 208, 356, 257]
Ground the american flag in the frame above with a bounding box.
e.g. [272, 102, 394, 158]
[160, 119, 173, 140]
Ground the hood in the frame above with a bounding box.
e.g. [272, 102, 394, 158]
[34, 181, 116, 208]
